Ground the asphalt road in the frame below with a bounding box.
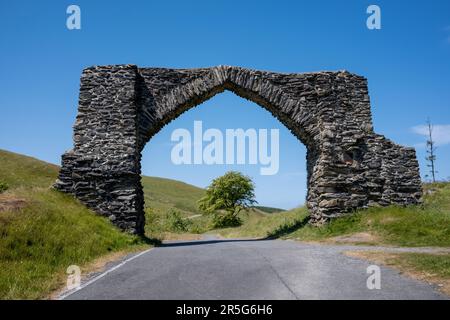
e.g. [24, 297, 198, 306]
[63, 239, 447, 300]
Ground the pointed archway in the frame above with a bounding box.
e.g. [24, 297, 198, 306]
[55, 65, 422, 234]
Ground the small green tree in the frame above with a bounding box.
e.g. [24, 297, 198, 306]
[198, 171, 257, 227]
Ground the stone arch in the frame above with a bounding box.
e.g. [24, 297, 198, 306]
[55, 65, 422, 234]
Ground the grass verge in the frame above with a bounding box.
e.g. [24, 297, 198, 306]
[214, 182, 450, 247]
[0, 150, 151, 299]
[211, 208, 308, 239]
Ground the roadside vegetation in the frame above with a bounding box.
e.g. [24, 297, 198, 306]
[143, 171, 283, 239]
[280, 182, 450, 247]
[211, 181, 450, 294]
[0, 181, 8, 193]
[198, 171, 257, 228]
[142, 176, 210, 239]
[213, 207, 305, 239]
[399, 253, 450, 279]
[0, 150, 149, 299]
[214, 182, 450, 248]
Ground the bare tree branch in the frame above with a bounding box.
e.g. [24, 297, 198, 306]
[425, 118, 437, 183]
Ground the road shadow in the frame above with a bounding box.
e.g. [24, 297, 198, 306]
[156, 216, 311, 248]
[139, 235, 162, 246]
[157, 238, 268, 248]
[265, 216, 310, 240]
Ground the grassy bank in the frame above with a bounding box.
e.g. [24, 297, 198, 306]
[212, 208, 305, 239]
[214, 183, 450, 248]
[142, 175, 205, 216]
[283, 182, 450, 247]
[0, 150, 149, 299]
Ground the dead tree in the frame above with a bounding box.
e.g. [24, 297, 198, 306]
[425, 119, 437, 183]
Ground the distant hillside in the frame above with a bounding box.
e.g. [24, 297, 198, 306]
[252, 206, 285, 214]
[141, 176, 204, 216]
[0, 149, 206, 214]
[0, 149, 59, 189]
[141, 179, 286, 216]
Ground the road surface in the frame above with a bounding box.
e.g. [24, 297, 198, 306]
[63, 238, 447, 300]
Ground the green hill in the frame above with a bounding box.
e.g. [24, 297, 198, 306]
[0, 149, 214, 299]
[0, 149, 59, 189]
[0, 150, 208, 255]
[0, 149, 153, 299]
[140, 176, 208, 239]
[252, 206, 285, 214]
[142, 176, 204, 216]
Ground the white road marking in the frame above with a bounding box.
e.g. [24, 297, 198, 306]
[58, 248, 153, 300]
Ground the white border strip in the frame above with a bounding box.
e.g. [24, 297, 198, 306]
[58, 248, 153, 300]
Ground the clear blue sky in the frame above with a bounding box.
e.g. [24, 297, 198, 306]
[1, 1, 449, 209]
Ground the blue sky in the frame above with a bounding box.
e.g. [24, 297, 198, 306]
[1, 1, 449, 209]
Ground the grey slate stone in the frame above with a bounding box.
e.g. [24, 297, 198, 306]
[54, 65, 422, 234]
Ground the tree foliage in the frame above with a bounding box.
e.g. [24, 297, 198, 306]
[198, 171, 257, 227]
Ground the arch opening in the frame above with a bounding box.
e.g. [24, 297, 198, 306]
[139, 90, 309, 232]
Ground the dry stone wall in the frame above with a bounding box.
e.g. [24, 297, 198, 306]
[55, 65, 422, 234]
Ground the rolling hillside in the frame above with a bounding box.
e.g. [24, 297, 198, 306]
[142, 176, 205, 216]
[0, 149, 150, 299]
[0, 149, 206, 215]
[0, 149, 285, 239]
[141, 177, 284, 216]
[0, 149, 215, 298]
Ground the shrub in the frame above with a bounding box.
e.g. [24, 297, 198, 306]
[0, 181, 9, 193]
[188, 223, 206, 234]
[165, 209, 190, 232]
[198, 171, 256, 228]
[212, 212, 242, 228]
